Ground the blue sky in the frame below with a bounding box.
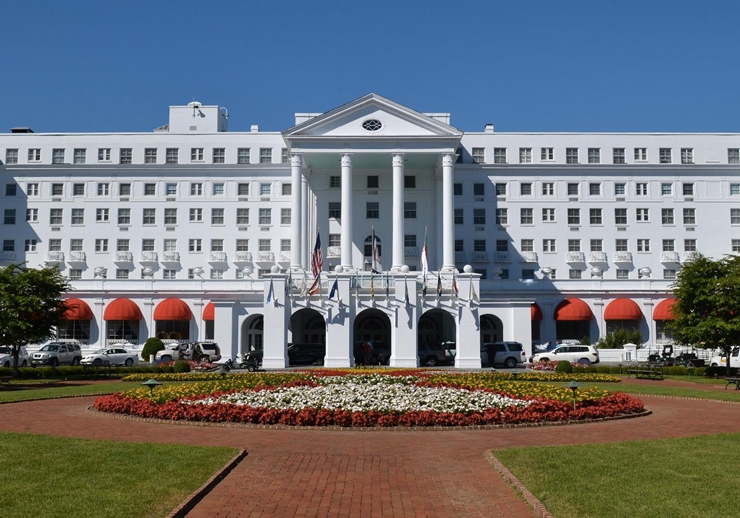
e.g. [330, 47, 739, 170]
[2, 0, 739, 133]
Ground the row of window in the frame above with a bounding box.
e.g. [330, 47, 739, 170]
[64, 267, 272, 281]
[481, 181, 702, 198]
[465, 267, 681, 281]
[469, 147, 740, 165]
[16, 207, 289, 226]
[11, 181, 289, 198]
[4, 147, 287, 165]
[456, 207, 702, 226]
[451, 238, 700, 254]
[11, 238, 288, 254]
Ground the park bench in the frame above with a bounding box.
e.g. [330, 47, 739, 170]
[82, 362, 118, 377]
[724, 377, 740, 390]
[0, 376, 13, 386]
[627, 364, 664, 380]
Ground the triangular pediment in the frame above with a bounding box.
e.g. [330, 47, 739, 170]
[283, 93, 462, 139]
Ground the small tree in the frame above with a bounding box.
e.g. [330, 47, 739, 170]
[141, 337, 165, 362]
[0, 264, 71, 376]
[670, 254, 740, 375]
[595, 329, 642, 349]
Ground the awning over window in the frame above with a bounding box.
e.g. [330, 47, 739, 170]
[64, 298, 93, 321]
[531, 303, 543, 321]
[554, 298, 593, 321]
[153, 298, 192, 321]
[604, 298, 643, 321]
[203, 302, 215, 321]
[653, 298, 677, 321]
[103, 298, 143, 321]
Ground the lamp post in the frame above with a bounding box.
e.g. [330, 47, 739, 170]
[567, 380, 580, 411]
[141, 378, 162, 396]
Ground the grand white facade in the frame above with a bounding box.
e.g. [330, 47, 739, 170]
[2, 93, 739, 367]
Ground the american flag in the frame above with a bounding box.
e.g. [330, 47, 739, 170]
[311, 231, 323, 277]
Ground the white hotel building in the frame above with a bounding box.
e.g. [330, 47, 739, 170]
[1, 93, 739, 367]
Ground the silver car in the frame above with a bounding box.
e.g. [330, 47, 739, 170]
[0, 346, 29, 368]
[81, 347, 138, 367]
[31, 342, 82, 367]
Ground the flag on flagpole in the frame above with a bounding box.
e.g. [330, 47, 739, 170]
[370, 270, 375, 301]
[385, 272, 390, 298]
[471, 282, 479, 304]
[301, 270, 308, 297]
[371, 227, 382, 274]
[308, 231, 323, 295]
[329, 278, 339, 301]
[286, 270, 292, 298]
[452, 273, 459, 298]
[420, 226, 429, 276]
[436, 271, 443, 298]
[266, 278, 274, 304]
[309, 272, 320, 296]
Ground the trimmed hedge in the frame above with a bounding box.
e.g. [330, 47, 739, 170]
[0, 364, 176, 379]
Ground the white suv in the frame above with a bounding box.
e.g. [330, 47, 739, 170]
[530, 345, 599, 365]
[483, 342, 527, 368]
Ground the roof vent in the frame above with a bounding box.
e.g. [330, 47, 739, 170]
[484, 123, 494, 133]
[250, 125, 260, 133]
[10, 127, 34, 133]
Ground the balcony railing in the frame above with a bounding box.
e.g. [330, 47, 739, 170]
[278, 251, 291, 263]
[115, 251, 133, 263]
[454, 251, 467, 263]
[404, 246, 419, 257]
[327, 246, 341, 258]
[660, 251, 680, 264]
[0, 251, 16, 262]
[493, 251, 511, 263]
[588, 251, 607, 264]
[472, 251, 489, 262]
[209, 251, 228, 263]
[140, 251, 158, 263]
[613, 251, 633, 263]
[45, 251, 64, 263]
[566, 252, 585, 264]
[234, 251, 253, 263]
[683, 251, 700, 263]
[68, 251, 86, 263]
[519, 251, 538, 263]
[162, 251, 180, 263]
[256, 251, 274, 263]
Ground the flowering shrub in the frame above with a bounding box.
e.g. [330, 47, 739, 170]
[95, 371, 644, 428]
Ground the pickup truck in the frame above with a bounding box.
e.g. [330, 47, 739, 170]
[710, 346, 740, 368]
[155, 342, 221, 363]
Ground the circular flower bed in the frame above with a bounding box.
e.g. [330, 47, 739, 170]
[95, 371, 644, 428]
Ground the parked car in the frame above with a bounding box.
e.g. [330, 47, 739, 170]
[418, 342, 455, 366]
[483, 341, 527, 368]
[711, 346, 740, 368]
[155, 342, 221, 363]
[81, 347, 139, 367]
[288, 343, 325, 365]
[530, 345, 600, 365]
[30, 342, 82, 367]
[0, 346, 29, 368]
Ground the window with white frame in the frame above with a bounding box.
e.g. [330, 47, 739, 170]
[682, 183, 694, 196]
[520, 183, 532, 195]
[615, 239, 628, 252]
[259, 208, 271, 225]
[237, 183, 249, 196]
[211, 208, 224, 225]
[329, 176, 341, 188]
[567, 208, 580, 225]
[281, 208, 291, 225]
[213, 148, 225, 164]
[454, 209, 463, 225]
[634, 148, 647, 161]
[615, 208, 627, 225]
[522, 269, 536, 280]
[589, 183, 601, 196]
[540, 147, 554, 161]
[661, 183, 672, 196]
[165, 183, 177, 196]
[70, 239, 83, 252]
[117, 239, 130, 252]
[236, 208, 249, 225]
[52, 149, 65, 164]
[496, 208, 508, 225]
[662, 208, 674, 225]
[637, 239, 650, 252]
[683, 208, 696, 225]
[28, 149, 41, 162]
[71, 208, 84, 225]
[729, 149, 740, 164]
[143, 183, 155, 196]
[473, 208, 486, 225]
[566, 148, 579, 164]
[590, 208, 602, 225]
[636, 208, 649, 222]
[69, 269, 83, 280]
[681, 148, 693, 164]
[329, 234, 341, 248]
[140, 239, 153, 252]
[636, 183, 648, 195]
[542, 182, 554, 196]
[26, 208, 38, 222]
[259, 148, 272, 163]
[496, 240, 508, 252]
[568, 239, 581, 252]
[119, 183, 131, 196]
[162, 269, 176, 280]
[117, 208, 130, 225]
[189, 239, 202, 252]
[26, 183, 39, 196]
[236, 239, 249, 251]
[211, 239, 224, 252]
[659, 148, 672, 164]
[732, 209, 740, 225]
[663, 269, 677, 280]
[210, 269, 224, 280]
[190, 183, 203, 196]
[366, 202, 379, 219]
[519, 147, 532, 164]
[164, 208, 177, 225]
[260, 183, 271, 196]
[588, 148, 600, 164]
[144, 148, 157, 163]
[472, 148, 485, 164]
[494, 147, 507, 163]
[237, 148, 250, 164]
[50, 208, 63, 225]
[495, 183, 506, 196]
[191, 148, 204, 161]
[72, 183, 84, 196]
[281, 148, 289, 164]
[569, 269, 582, 279]
[590, 239, 603, 252]
[25, 239, 37, 252]
[613, 148, 625, 164]
[731, 184, 740, 196]
[95, 239, 108, 253]
[163, 239, 176, 252]
[98, 148, 111, 162]
[684, 239, 697, 252]
[73, 149, 86, 164]
[567, 183, 579, 196]
[48, 239, 62, 252]
[5, 149, 18, 164]
[282, 183, 292, 196]
[212, 183, 224, 195]
[616, 269, 629, 280]
[662, 239, 675, 252]
[281, 239, 291, 252]
[189, 208, 202, 222]
[166, 148, 179, 164]
[520, 208, 533, 225]
[520, 239, 534, 252]
[615, 182, 626, 196]
[542, 208, 555, 222]
[543, 239, 556, 252]
[119, 148, 132, 164]
[258, 239, 271, 252]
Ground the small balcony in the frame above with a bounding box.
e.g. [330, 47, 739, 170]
[327, 246, 341, 258]
[209, 251, 228, 263]
[519, 251, 538, 263]
[566, 251, 585, 264]
[161, 251, 180, 265]
[588, 251, 607, 264]
[234, 251, 253, 264]
[278, 251, 291, 265]
[613, 251, 633, 264]
[404, 246, 419, 257]
[472, 251, 489, 262]
[660, 251, 681, 264]
[68, 251, 86, 265]
[114, 251, 133, 264]
[140, 251, 158, 264]
[0, 251, 16, 262]
[493, 251, 511, 263]
[255, 251, 274, 266]
[45, 251, 64, 264]
[454, 251, 467, 263]
[683, 251, 700, 263]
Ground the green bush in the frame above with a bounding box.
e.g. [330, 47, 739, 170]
[141, 337, 165, 362]
[572, 366, 585, 374]
[597, 366, 612, 374]
[580, 336, 591, 345]
[595, 328, 642, 349]
[585, 366, 598, 374]
[555, 361, 573, 373]
[173, 360, 191, 373]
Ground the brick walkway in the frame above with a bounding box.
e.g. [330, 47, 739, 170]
[2, 381, 739, 517]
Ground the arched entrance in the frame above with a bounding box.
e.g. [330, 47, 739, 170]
[417, 309, 456, 365]
[480, 314, 503, 345]
[353, 308, 391, 363]
[288, 308, 326, 366]
[240, 314, 263, 357]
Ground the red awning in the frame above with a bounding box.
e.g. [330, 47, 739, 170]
[64, 298, 93, 321]
[103, 298, 143, 321]
[531, 303, 543, 321]
[604, 298, 643, 321]
[153, 298, 192, 321]
[554, 298, 593, 321]
[203, 302, 214, 321]
[653, 298, 677, 321]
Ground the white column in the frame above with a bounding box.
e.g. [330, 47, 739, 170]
[290, 153, 303, 269]
[301, 175, 309, 267]
[392, 153, 405, 271]
[442, 153, 456, 271]
[340, 153, 353, 270]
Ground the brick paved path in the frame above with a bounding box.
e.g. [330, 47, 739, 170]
[1, 382, 739, 517]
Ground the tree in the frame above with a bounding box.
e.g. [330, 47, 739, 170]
[670, 254, 740, 375]
[0, 264, 71, 376]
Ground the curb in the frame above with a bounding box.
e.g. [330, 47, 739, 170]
[166, 449, 247, 518]
[485, 450, 553, 518]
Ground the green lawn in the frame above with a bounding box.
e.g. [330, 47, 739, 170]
[546, 379, 740, 402]
[495, 433, 740, 518]
[0, 432, 238, 518]
[0, 381, 143, 403]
